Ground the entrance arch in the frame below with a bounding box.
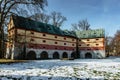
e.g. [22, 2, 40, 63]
[40, 51, 48, 59]
[85, 52, 92, 59]
[62, 52, 68, 58]
[71, 52, 75, 58]
[27, 51, 36, 60]
[53, 52, 59, 59]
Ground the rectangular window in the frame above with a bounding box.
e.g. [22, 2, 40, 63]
[87, 44, 90, 46]
[55, 42, 58, 44]
[31, 31, 34, 34]
[64, 43, 66, 45]
[30, 38, 34, 41]
[55, 36, 57, 38]
[96, 44, 99, 46]
[87, 39, 89, 41]
[72, 39, 74, 41]
[72, 44, 74, 46]
[43, 34, 46, 36]
[43, 40, 46, 43]
[96, 39, 99, 40]
[64, 37, 66, 40]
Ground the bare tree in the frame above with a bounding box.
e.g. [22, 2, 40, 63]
[29, 11, 67, 27]
[0, 0, 47, 58]
[112, 30, 120, 56]
[29, 13, 50, 23]
[72, 19, 90, 31]
[105, 36, 113, 56]
[50, 11, 67, 27]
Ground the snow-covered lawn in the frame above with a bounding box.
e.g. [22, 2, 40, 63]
[0, 57, 120, 80]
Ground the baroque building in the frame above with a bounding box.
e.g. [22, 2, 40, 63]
[6, 15, 77, 59]
[76, 29, 105, 58]
[6, 15, 105, 59]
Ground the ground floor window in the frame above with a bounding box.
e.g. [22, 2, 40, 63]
[85, 52, 92, 59]
[27, 51, 36, 60]
[40, 51, 48, 59]
[53, 52, 59, 59]
[62, 52, 68, 58]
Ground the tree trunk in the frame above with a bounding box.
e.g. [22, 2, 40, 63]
[0, 22, 5, 58]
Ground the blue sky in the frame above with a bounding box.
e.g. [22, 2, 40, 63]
[45, 0, 120, 36]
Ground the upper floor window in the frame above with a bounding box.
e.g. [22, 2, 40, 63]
[43, 34, 46, 36]
[55, 36, 57, 38]
[55, 42, 58, 44]
[64, 43, 66, 45]
[96, 39, 99, 40]
[87, 39, 89, 41]
[43, 40, 46, 43]
[72, 44, 74, 46]
[30, 38, 34, 41]
[12, 30, 14, 33]
[72, 39, 74, 41]
[96, 44, 99, 46]
[64, 37, 66, 40]
[31, 31, 34, 34]
[87, 44, 90, 46]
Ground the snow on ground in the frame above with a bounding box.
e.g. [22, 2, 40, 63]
[0, 57, 120, 80]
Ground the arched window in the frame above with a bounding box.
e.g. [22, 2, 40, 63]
[85, 52, 92, 59]
[53, 52, 59, 59]
[62, 52, 68, 58]
[27, 51, 36, 60]
[40, 51, 48, 59]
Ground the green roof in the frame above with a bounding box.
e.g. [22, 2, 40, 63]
[12, 15, 76, 38]
[76, 29, 105, 39]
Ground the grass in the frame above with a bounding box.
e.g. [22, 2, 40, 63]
[0, 59, 27, 64]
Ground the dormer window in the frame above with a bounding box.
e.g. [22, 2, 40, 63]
[48, 27, 51, 30]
